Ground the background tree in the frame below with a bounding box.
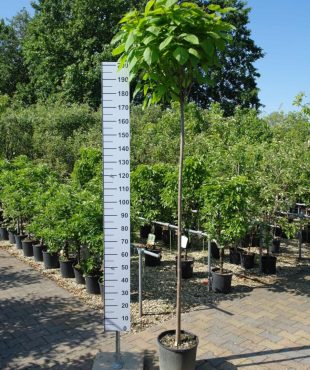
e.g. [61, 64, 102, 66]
[0, 10, 30, 97]
[23, 0, 143, 107]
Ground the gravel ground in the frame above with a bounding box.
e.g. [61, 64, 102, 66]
[1, 237, 309, 333]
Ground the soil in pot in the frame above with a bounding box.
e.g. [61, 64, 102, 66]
[145, 248, 161, 267]
[261, 255, 277, 274]
[0, 227, 9, 241]
[140, 224, 152, 239]
[73, 264, 85, 284]
[60, 259, 75, 278]
[85, 275, 100, 295]
[210, 241, 220, 259]
[241, 252, 255, 269]
[229, 248, 242, 265]
[157, 330, 198, 370]
[22, 239, 35, 257]
[8, 231, 16, 244]
[211, 268, 233, 294]
[43, 251, 60, 269]
[175, 256, 194, 279]
[15, 234, 26, 249]
[33, 244, 46, 262]
[271, 239, 280, 254]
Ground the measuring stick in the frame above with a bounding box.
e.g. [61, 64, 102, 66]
[102, 62, 130, 333]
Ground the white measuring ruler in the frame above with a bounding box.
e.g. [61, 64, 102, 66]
[102, 62, 130, 332]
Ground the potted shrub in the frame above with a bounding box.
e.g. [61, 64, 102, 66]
[112, 0, 233, 367]
[240, 223, 259, 269]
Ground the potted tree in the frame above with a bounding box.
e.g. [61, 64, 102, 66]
[112, 0, 233, 367]
[201, 175, 255, 293]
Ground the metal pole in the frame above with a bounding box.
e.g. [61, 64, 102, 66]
[299, 222, 302, 260]
[208, 239, 211, 292]
[112, 332, 123, 369]
[138, 248, 143, 318]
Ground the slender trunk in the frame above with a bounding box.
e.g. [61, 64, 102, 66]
[175, 97, 185, 347]
[220, 248, 224, 274]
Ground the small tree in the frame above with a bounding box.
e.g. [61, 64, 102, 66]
[112, 0, 233, 346]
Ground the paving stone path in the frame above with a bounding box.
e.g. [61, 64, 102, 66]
[1, 247, 310, 369]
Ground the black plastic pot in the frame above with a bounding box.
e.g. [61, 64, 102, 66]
[175, 256, 194, 279]
[43, 251, 60, 269]
[210, 241, 220, 259]
[8, 231, 15, 244]
[271, 239, 280, 254]
[15, 234, 26, 249]
[211, 268, 233, 294]
[157, 330, 198, 370]
[33, 244, 45, 262]
[261, 255, 277, 275]
[73, 265, 85, 285]
[60, 259, 75, 278]
[229, 248, 242, 265]
[85, 275, 100, 295]
[0, 227, 9, 240]
[22, 239, 34, 257]
[162, 229, 170, 245]
[241, 252, 255, 269]
[154, 224, 162, 240]
[145, 249, 161, 267]
[140, 224, 152, 239]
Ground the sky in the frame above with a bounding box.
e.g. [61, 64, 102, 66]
[1, 0, 309, 115]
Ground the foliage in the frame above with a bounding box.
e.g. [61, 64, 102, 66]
[189, 0, 264, 116]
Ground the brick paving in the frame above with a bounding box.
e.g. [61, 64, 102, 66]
[1, 247, 310, 369]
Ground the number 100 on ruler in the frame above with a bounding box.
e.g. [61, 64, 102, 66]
[102, 62, 130, 332]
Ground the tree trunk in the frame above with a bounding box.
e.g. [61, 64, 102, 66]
[220, 248, 224, 274]
[175, 97, 185, 346]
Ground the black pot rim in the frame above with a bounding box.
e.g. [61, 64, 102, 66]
[212, 267, 233, 276]
[157, 330, 199, 353]
[43, 251, 58, 256]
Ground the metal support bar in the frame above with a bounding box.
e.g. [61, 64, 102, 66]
[208, 239, 211, 292]
[112, 332, 123, 369]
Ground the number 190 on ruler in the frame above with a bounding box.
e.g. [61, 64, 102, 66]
[102, 62, 130, 332]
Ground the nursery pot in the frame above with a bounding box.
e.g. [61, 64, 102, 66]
[175, 256, 194, 279]
[271, 239, 280, 254]
[157, 330, 199, 370]
[210, 241, 220, 259]
[145, 248, 161, 267]
[73, 265, 85, 285]
[22, 239, 34, 257]
[211, 268, 233, 294]
[60, 259, 75, 278]
[85, 275, 100, 295]
[261, 255, 277, 275]
[154, 224, 163, 240]
[43, 251, 60, 269]
[229, 248, 242, 265]
[33, 244, 45, 262]
[8, 231, 15, 244]
[0, 227, 9, 241]
[15, 234, 26, 249]
[241, 252, 255, 269]
[162, 229, 170, 245]
[140, 224, 152, 239]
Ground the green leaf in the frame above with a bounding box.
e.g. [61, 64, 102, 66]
[165, 0, 178, 7]
[146, 26, 160, 36]
[112, 43, 125, 56]
[143, 47, 159, 65]
[145, 0, 156, 14]
[125, 32, 135, 51]
[143, 35, 156, 45]
[188, 48, 200, 59]
[173, 47, 189, 65]
[182, 34, 199, 45]
[159, 36, 173, 51]
[208, 4, 221, 11]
